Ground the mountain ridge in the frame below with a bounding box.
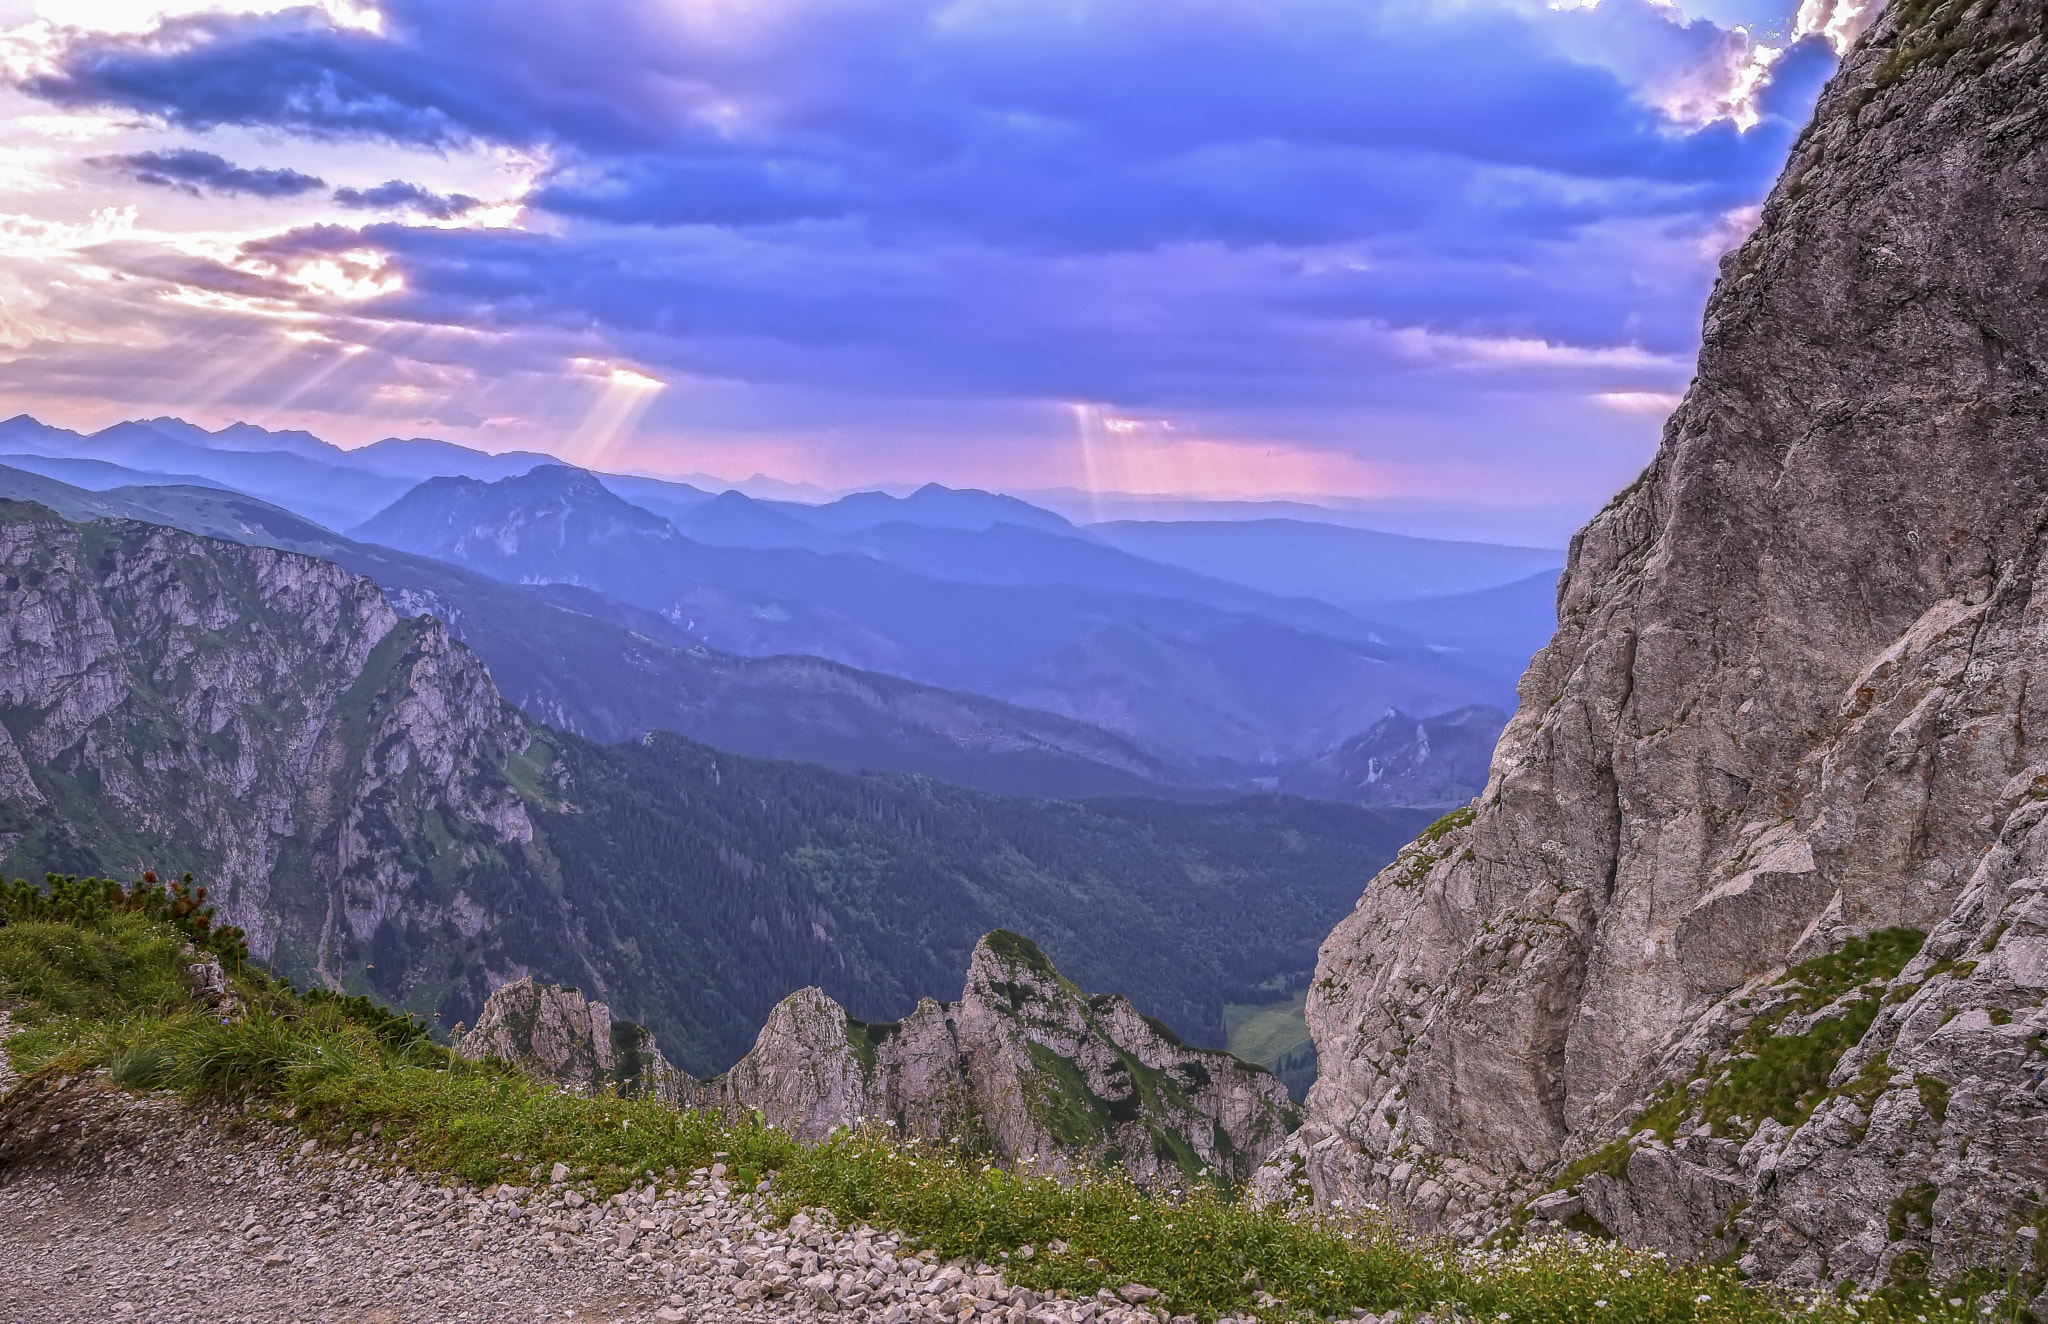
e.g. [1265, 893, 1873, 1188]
[0, 463, 1191, 799]
[351, 465, 1511, 770]
[462, 931, 1300, 1187]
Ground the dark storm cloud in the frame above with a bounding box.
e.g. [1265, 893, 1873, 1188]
[29, 0, 1816, 250]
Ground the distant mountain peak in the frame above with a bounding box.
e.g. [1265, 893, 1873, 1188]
[350, 460, 680, 563]
[791, 482, 1076, 536]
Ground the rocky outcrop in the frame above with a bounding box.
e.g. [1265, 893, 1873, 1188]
[716, 932, 1299, 1186]
[455, 976, 695, 1104]
[1261, 0, 2048, 1300]
[182, 947, 244, 1023]
[465, 933, 1298, 1185]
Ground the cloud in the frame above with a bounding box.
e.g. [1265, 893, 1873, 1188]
[24, 0, 1821, 248]
[333, 178, 480, 218]
[88, 146, 324, 197]
[1, 0, 1843, 512]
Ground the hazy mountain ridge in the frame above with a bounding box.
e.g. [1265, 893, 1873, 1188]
[0, 415, 416, 530]
[353, 465, 1512, 771]
[0, 412, 1557, 798]
[1278, 704, 1506, 809]
[0, 464, 1189, 799]
[1085, 519, 1561, 615]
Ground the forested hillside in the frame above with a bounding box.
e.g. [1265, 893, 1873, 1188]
[529, 733, 1424, 1068]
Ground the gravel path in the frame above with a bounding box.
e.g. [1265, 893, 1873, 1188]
[0, 1072, 1193, 1324]
[0, 1009, 17, 1096]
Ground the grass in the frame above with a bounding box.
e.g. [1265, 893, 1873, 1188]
[1225, 991, 1317, 1103]
[1414, 807, 1476, 848]
[0, 875, 2016, 1324]
[1224, 992, 1312, 1071]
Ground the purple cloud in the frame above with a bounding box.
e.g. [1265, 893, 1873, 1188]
[9, 0, 1842, 513]
[88, 147, 325, 197]
[333, 179, 482, 219]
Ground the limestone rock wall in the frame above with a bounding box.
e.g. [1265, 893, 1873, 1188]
[1258, 0, 2048, 1298]
[0, 500, 581, 1011]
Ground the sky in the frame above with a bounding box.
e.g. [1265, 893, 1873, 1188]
[0, 0, 1871, 529]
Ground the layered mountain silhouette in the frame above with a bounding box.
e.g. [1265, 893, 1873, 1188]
[0, 412, 1563, 800]
[0, 465, 1183, 798]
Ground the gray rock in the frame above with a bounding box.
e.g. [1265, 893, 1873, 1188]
[0, 505, 540, 990]
[455, 976, 697, 1104]
[711, 931, 1299, 1186]
[457, 930, 1295, 1184]
[1258, 0, 2048, 1295]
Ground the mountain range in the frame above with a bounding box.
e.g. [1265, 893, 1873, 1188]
[0, 497, 1431, 1073]
[0, 465, 1190, 799]
[352, 465, 1513, 773]
[0, 414, 1563, 800]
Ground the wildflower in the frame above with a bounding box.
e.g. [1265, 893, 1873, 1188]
[1696, 1296, 1712, 1305]
[1595, 1301, 1609, 1309]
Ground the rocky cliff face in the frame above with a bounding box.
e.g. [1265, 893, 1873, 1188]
[0, 500, 556, 991]
[454, 976, 695, 1104]
[465, 932, 1299, 1186]
[1262, 0, 2048, 1300]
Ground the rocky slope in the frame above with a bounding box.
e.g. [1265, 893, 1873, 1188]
[463, 932, 1299, 1187]
[1279, 706, 1505, 809]
[1259, 0, 2048, 1301]
[0, 498, 544, 973]
[0, 497, 1429, 1072]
